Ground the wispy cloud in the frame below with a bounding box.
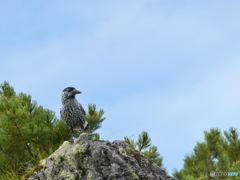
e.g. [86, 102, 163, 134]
[1, 0, 240, 174]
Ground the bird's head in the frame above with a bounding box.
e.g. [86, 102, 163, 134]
[62, 87, 82, 100]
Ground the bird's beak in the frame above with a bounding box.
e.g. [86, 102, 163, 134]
[74, 89, 82, 94]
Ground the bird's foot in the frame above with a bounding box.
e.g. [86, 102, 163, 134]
[77, 121, 91, 137]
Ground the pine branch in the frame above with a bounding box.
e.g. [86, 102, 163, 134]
[124, 136, 136, 149]
[0, 147, 22, 165]
[136, 131, 151, 151]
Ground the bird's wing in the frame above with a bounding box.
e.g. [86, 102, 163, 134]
[60, 106, 63, 119]
[79, 103, 86, 116]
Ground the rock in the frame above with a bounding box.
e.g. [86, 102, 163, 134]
[29, 133, 175, 180]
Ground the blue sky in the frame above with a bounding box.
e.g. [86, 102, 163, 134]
[1, 0, 240, 175]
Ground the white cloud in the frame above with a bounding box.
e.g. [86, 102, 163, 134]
[1, 0, 240, 175]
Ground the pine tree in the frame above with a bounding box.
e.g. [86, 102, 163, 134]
[85, 104, 105, 140]
[223, 127, 240, 163]
[0, 82, 70, 177]
[173, 128, 230, 180]
[124, 131, 163, 167]
[223, 127, 240, 174]
[0, 81, 106, 179]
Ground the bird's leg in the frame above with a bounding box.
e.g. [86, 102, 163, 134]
[70, 126, 74, 133]
[78, 123, 91, 137]
[78, 129, 84, 136]
[68, 126, 75, 143]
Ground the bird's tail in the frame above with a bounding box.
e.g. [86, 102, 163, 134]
[78, 121, 90, 135]
[83, 121, 88, 130]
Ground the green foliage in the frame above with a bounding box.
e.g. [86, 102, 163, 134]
[88, 133, 101, 141]
[0, 81, 106, 179]
[0, 82, 70, 177]
[230, 160, 240, 172]
[124, 136, 136, 149]
[85, 104, 105, 133]
[142, 146, 163, 167]
[136, 131, 151, 151]
[223, 127, 240, 163]
[173, 127, 240, 180]
[172, 168, 184, 180]
[85, 104, 105, 140]
[0, 168, 20, 180]
[124, 131, 163, 167]
[0, 81, 16, 98]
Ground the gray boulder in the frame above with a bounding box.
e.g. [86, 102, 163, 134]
[29, 133, 175, 180]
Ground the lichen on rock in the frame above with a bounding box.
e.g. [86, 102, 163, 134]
[29, 133, 175, 180]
